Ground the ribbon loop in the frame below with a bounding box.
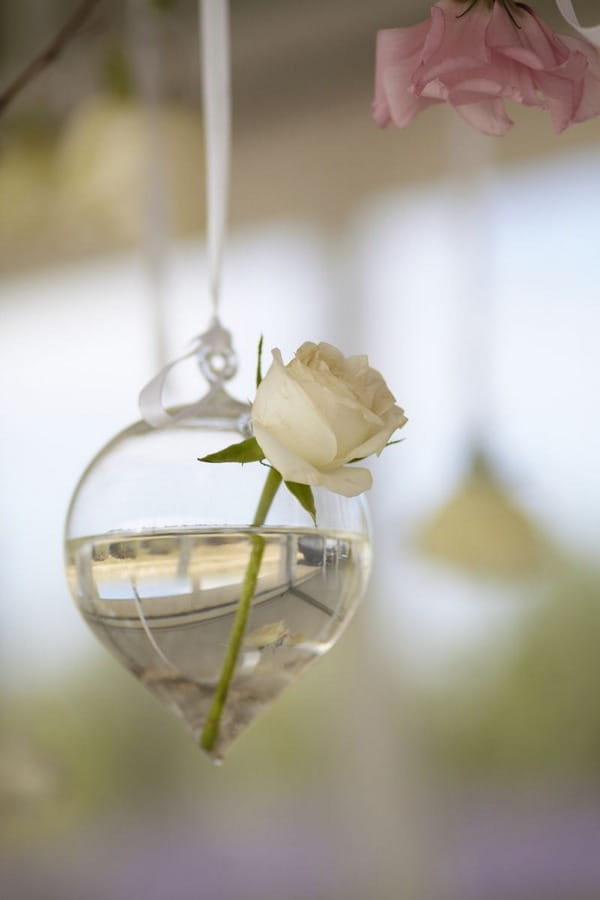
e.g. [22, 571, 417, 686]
[139, 339, 204, 428]
[556, 0, 600, 45]
[139, 320, 249, 429]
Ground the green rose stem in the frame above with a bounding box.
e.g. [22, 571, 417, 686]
[200, 466, 283, 756]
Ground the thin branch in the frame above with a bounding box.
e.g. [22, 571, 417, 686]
[0, 0, 103, 117]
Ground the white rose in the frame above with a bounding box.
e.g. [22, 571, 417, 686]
[251, 342, 407, 497]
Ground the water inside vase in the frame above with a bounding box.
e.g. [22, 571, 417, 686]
[66, 527, 370, 762]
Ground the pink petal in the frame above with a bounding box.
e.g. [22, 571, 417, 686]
[512, 6, 570, 69]
[372, 97, 391, 128]
[447, 76, 504, 105]
[485, 3, 546, 70]
[420, 77, 448, 100]
[455, 98, 514, 136]
[373, 23, 431, 127]
[572, 71, 600, 123]
[413, 2, 492, 94]
[560, 34, 600, 80]
[493, 55, 543, 105]
[419, 5, 450, 67]
[560, 34, 600, 123]
[534, 69, 581, 132]
[486, 5, 552, 70]
[531, 50, 588, 132]
[434, 57, 540, 108]
[383, 71, 439, 127]
[376, 21, 431, 63]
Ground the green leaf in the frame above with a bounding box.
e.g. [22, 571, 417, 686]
[199, 437, 265, 464]
[285, 480, 317, 526]
[256, 334, 264, 388]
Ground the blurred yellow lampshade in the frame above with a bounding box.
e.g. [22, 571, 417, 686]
[0, 133, 56, 248]
[416, 450, 546, 578]
[56, 95, 205, 244]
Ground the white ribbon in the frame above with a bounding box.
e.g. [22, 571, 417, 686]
[139, 320, 245, 428]
[556, 0, 600, 45]
[200, 0, 231, 312]
[139, 338, 205, 428]
[139, 0, 232, 427]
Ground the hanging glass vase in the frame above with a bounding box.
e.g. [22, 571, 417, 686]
[65, 321, 371, 761]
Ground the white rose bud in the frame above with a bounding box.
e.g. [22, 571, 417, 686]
[251, 342, 407, 497]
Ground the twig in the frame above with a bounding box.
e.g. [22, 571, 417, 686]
[0, 0, 103, 116]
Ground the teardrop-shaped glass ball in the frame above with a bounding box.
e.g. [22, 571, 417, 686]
[65, 405, 371, 762]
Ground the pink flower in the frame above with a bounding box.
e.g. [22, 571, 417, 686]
[373, 0, 600, 136]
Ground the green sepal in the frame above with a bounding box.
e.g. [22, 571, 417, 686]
[199, 437, 265, 464]
[285, 480, 317, 526]
[256, 335, 264, 388]
[348, 438, 404, 464]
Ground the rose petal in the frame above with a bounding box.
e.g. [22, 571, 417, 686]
[296, 341, 342, 370]
[253, 424, 373, 498]
[447, 77, 505, 104]
[252, 349, 338, 467]
[318, 466, 373, 498]
[491, 55, 543, 106]
[573, 71, 600, 123]
[346, 360, 399, 417]
[534, 69, 581, 132]
[486, 4, 546, 70]
[455, 98, 514, 136]
[288, 353, 384, 460]
[348, 407, 408, 463]
[522, 8, 573, 69]
[560, 35, 600, 123]
[444, 62, 540, 108]
[291, 378, 378, 461]
[252, 423, 323, 487]
[373, 23, 435, 128]
[414, 2, 492, 94]
[561, 34, 600, 81]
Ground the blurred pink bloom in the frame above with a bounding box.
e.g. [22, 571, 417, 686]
[373, 0, 600, 136]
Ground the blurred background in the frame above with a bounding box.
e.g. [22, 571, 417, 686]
[2, 0, 600, 897]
